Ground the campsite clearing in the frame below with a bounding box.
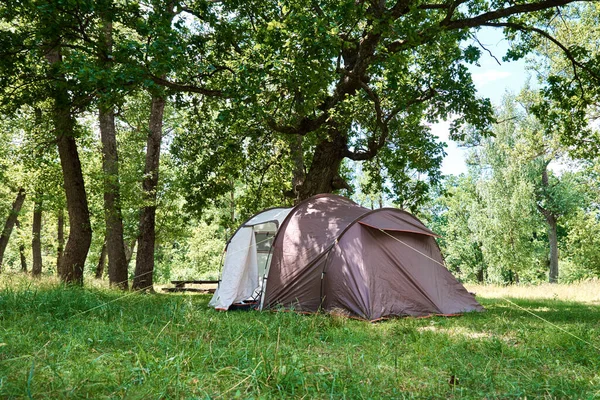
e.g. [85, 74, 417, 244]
[1, 276, 599, 398]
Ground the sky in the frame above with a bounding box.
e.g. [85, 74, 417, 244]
[434, 27, 533, 176]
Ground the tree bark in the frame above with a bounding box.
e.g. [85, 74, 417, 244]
[132, 95, 166, 291]
[46, 45, 92, 285]
[99, 106, 129, 288]
[295, 127, 350, 202]
[15, 219, 27, 273]
[31, 198, 43, 277]
[132, 1, 175, 291]
[546, 214, 559, 283]
[57, 207, 65, 274]
[98, 8, 129, 289]
[0, 188, 26, 272]
[95, 240, 107, 279]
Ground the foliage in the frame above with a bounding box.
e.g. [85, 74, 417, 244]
[428, 91, 598, 284]
[171, 105, 295, 220]
[563, 210, 600, 276]
[2, 0, 600, 285]
[526, 3, 600, 158]
[424, 174, 487, 281]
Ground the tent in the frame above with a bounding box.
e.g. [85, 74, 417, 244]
[210, 194, 483, 320]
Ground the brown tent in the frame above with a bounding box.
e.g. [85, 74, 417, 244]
[211, 194, 483, 320]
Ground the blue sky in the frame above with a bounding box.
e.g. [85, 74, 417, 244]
[434, 27, 532, 176]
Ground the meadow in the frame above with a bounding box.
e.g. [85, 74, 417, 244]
[0, 275, 599, 399]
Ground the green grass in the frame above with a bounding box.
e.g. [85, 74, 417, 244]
[1, 277, 599, 399]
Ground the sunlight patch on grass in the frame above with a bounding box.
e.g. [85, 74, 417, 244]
[416, 325, 518, 344]
[466, 279, 600, 304]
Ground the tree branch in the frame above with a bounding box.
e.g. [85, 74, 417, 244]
[344, 86, 437, 161]
[267, 112, 330, 135]
[470, 33, 502, 66]
[442, 0, 587, 30]
[482, 22, 600, 83]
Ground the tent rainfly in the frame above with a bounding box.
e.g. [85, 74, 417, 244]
[209, 194, 483, 320]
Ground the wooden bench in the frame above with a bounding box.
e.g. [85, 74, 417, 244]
[162, 280, 219, 293]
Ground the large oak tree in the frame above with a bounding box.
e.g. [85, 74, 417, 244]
[174, 0, 597, 209]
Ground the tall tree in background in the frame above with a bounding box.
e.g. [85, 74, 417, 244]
[518, 91, 582, 282]
[14, 220, 28, 273]
[133, 1, 175, 291]
[31, 193, 43, 277]
[457, 92, 582, 282]
[133, 95, 167, 290]
[97, 0, 129, 288]
[425, 175, 487, 282]
[45, 43, 92, 284]
[0, 189, 26, 272]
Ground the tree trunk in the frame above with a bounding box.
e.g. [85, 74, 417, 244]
[98, 9, 129, 289]
[295, 128, 349, 202]
[0, 188, 26, 272]
[95, 240, 107, 279]
[99, 106, 129, 288]
[547, 215, 559, 283]
[538, 165, 559, 283]
[476, 267, 484, 283]
[15, 219, 27, 273]
[132, 95, 166, 291]
[46, 45, 92, 285]
[132, 2, 175, 291]
[125, 237, 136, 267]
[31, 198, 43, 277]
[57, 207, 65, 274]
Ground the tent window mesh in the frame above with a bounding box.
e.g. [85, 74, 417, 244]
[255, 232, 275, 253]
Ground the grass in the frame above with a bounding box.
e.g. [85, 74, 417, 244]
[0, 275, 599, 399]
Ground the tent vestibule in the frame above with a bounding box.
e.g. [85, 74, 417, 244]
[209, 207, 292, 310]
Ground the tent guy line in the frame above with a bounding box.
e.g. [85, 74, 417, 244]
[501, 298, 600, 353]
[379, 227, 599, 351]
[378, 228, 447, 269]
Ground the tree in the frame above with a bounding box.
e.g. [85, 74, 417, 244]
[0, 188, 26, 272]
[31, 194, 43, 277]
[14, 219, 28, 273]
[97, 0, 129, 289]
[174, 0, 595, 208]
[0, 2, 99, 283]
[464, 92, 583, 282]
[132, 1, 177, 291]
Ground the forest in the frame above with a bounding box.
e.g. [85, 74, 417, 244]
[1, 0, 599, 288]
